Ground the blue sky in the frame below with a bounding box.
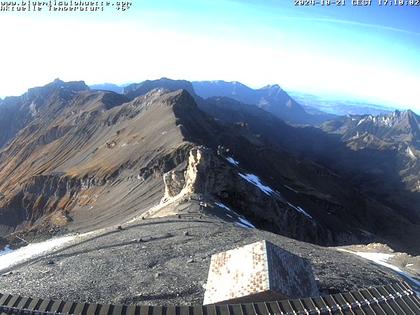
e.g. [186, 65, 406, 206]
[0, 0, 419, 110]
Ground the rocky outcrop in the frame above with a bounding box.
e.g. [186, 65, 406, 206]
[162, 147, 230, 200]
[0, 173, 104, 237]
[152, 146, 336, 245]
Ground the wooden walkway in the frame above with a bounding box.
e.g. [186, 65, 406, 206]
[1, 281, 419, 315]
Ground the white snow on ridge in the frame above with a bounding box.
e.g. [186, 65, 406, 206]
[355, 252, 394, 266]
[287, 202, 313, 220]
[0, 235, 77, 272]
[406, 146, 416, 159]
[297, 206, 313, 220]
[0, 229, 102, 272]
[215, 202, 230, 212]
[226, 157, 239, 166]
[236, 218, 255, 229]
[215, 202, 255, 229]
[356, 251, 420, 294]
[339, 249, 420, 296]
[238, 173, 277, 196]
[29, 101, 37, 117]
[357, 117, 367, 126]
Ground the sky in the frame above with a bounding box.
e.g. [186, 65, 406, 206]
[0, 0, 419, 111]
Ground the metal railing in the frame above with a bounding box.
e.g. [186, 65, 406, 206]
[1, 281, 419, 315]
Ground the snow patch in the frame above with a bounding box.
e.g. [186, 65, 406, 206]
[29, 102, 37, 117]
[357, 117, 367, 126]
[406, 146, 416, 159]
[354, 252, 394, 265]
[287, 202, 313, 220]
[226, 157, 239, 166]
[215, 202, 255, 229]
[0, 245, 13, 257]
[0, 224, 138, 273]
[355, 252, 420, 293]
[0, 235, 76, 272]
[238, 173, 277, 196]
[339, 249, 420, 295]
[215, 202, 230, 212]
[236, 217, 255, 229]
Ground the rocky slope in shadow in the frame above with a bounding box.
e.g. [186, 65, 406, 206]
[119, 78, 420, 253]
[320, 110, 420, 221]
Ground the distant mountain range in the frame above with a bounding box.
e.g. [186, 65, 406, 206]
[192, 80, 336, 125]
[0, 79, 89, 148]
[323, 110, 420, 146]
[92, 79, 336, 126]
[322, 110, 420, 194]
[0, 78, 419, 256]
[90, 83, 125, 94]
[92, 80, 409, 119]
[289, 91, 398, 116]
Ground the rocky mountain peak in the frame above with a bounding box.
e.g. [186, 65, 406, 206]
[336, 109, 419, 135]
[260, 84, 282, 91]
[26, 79, 89, 98]
[399, 109, 419, 126]
[124, 78, 197, 100]
[134, 88, 198, 113]
[164, 89, 198, 110]
[0, 79, 91, 149]
[192, 80, 332, 125]
[22, 80, 89, 107]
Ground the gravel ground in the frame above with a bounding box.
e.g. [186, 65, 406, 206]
[0, 213, 405, 306]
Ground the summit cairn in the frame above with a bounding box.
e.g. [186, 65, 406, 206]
[203, 240, 319, 305]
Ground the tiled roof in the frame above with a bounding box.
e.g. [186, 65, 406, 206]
[0, 281, 419, 315]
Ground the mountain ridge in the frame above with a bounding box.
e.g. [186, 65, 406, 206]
[0, 80, 418, 256]
[192, 80, 336, 125]
[0, 79, 90, 150]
